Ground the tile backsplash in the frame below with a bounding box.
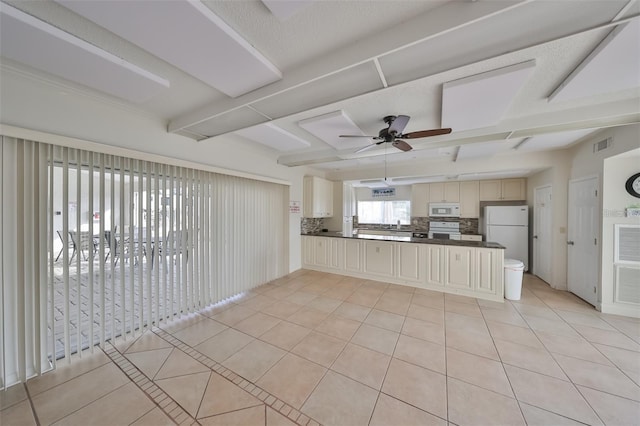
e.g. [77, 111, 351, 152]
[300, 217, 324, 234]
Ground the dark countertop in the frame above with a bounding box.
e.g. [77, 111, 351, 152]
[303, 231, 505, 249]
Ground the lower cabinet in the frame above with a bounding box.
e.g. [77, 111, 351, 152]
[444, 246, 474, 291]
[397, 243, 426, 283]
[344, 239, 362, 272]
[425, 245, 445, 287]
[328, 238, 343, 270]
[301, 236, 504, 302]
[363, 240, 395, 278]
[314, 237, 329, 267]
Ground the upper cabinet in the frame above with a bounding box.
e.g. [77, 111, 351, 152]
[479, 178, 526, 201]
[459, 181, 479, 218]
[411, 183, 430, 217]
[303, 176, 334, 218]
[429, 182, 460, 203]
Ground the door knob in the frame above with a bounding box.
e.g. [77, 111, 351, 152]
[533, 235, 538, 239]
[567, 241, 574, 245]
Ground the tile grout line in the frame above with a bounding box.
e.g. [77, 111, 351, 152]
[526, 287, 625, 424]
[102, 341, 197, 426]
[23, 382, 42, 426]
[151, 327, 323, 426]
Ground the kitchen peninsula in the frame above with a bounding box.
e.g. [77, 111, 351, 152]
[302, 232, 505, 302]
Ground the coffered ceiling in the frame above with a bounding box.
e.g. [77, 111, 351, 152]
[1, 0, 639, 179]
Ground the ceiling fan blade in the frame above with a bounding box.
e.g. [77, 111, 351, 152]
[355, 143, 380, 153]
[400, 128, 452, 139]
[392, 139, 412, 152]
[388, 115, 410, 135]
[339, 134, 380, 139]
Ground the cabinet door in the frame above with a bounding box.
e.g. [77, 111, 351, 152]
[501, 178, 526, 201]
[411, 184, 430, 217]
[425, 245, 445, 287]
[314, 237, 329, 267]
[302, 236, 315, 266]
[323, 179, 334, 217]
[479, 180, 502, 201]
[445, 246, 474, 290]
[459, 181, 479, 218]
[476, 248, 498, 295]
[397, 243, 425, 282]
[429, 183, 444, 203]
[303, 177, 314, 217]
[443, 182, 460, 202]
[344, 239, 362, 272]
[329, 238, 343, 269]
[363, 241, 395, 277]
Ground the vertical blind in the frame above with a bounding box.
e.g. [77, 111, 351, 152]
[0, 136, 288, 389]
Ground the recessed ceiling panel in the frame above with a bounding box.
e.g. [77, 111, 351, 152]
[442, 61, 535, 132]
[55, 0, 281, 98]
[0, 4, 169, 103]
[516, 129, 597, 152]
[186, 107, 267, 138]
[550, 20, 640, 102]
[252, 62, 382, 119]
[378, 0, 626, 86]
[298, 110, 367, 150]
[261, 0, 315, 21]
[235, 122, 311, 152]
[456, 139, 521, 161]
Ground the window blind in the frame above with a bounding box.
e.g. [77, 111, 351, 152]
[0, 136, 288, 389]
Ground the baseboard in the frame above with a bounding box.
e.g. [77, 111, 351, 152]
[600, 302, 640, 319]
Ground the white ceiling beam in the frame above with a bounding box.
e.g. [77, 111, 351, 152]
[169, 4, 639, 137]
[168, 0, 529, 132]
[373, 58, 388, 88]
[277, 98, 640, 166]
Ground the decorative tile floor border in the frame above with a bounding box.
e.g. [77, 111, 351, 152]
[152, 327, 322, 426]
[103, 341, 198, 426]
[104, 327, 322, 426]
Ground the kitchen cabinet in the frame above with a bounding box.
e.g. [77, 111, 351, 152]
[397, 243, 426, 283]
[501, 178, 526, 200]
[344, 239, 362, 272]
[429, 182, 460, 203]
[425, 244, 445, 287]
[411, 183, 430, 216]
[479, 178, 526, 201]
[445, 246, 474, 291]
[314, 237, 329, 267]
[329, 238, 343, 270]
[363, 240, 395, 278]
[459, 180, 479, 218]
[302, 236, 315, 265]
[303, 176, 334, 218]
[301, 236, 504, 302]
[476, 248, 501, 295]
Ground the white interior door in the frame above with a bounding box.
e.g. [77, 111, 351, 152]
[568, 177, 599, 306]
[534, 185, 552, 284]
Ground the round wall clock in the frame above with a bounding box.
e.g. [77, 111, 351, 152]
[626, 172, 640, 198]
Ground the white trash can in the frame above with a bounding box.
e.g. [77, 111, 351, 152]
[504, 259, 525, 301]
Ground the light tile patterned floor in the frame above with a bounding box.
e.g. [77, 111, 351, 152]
[3, 270, 640, 425]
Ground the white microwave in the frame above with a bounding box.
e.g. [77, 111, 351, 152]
[429, 203, 460, 217]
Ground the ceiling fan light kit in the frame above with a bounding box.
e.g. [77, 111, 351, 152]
[341, 115, 452, 153]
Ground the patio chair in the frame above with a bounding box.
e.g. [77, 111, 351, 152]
[68, 230, 98, 263]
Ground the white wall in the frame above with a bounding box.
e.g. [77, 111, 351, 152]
[1, 66, 316, 273]
[526, 150, 571, 290]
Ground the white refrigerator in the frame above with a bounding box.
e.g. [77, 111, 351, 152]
[484, 205, 529, 271]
